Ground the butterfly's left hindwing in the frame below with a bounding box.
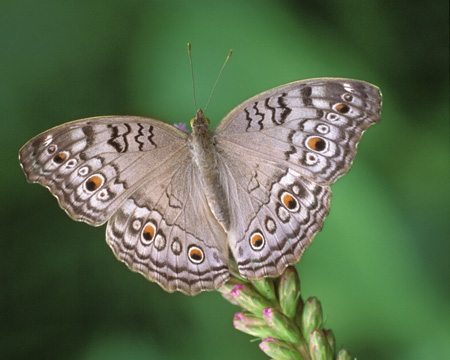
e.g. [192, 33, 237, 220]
[106, 160, 230, 295]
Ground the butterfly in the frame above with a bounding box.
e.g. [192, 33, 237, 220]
[19, 78, 382, 295]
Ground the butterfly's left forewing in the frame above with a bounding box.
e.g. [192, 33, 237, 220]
[19, 116, 189, 226]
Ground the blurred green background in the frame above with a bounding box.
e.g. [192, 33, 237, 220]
[1, 1, 448, 359]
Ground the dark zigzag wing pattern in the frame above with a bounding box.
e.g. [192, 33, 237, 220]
[215, 78, 382, 186]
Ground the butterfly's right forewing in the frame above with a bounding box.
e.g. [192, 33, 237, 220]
[215, 78, 382, 186]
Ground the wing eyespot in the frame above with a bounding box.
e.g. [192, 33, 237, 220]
[47, 144, 57, 154]
[249, 231, 265, 251]
[306, 136, 327, 152]
[281, 191, 300, 212]
[53, 152, 68, 164]
[171, 237, 182, 256]
[65, 159, 77, 168]
[78, 166, 89, 176]
[188, 245, 204, 264]
[335, 103, 350, 114]
[84, 174, 104, 192]
[343, 93, 353, 102]
[141, 222, 156, 245]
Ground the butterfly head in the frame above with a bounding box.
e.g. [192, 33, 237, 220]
[190, 109, 210, 134]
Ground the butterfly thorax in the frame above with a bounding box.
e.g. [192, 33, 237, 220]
[190, 109, 230, 232]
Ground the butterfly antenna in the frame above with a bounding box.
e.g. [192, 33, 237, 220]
[204, 48, 232, 113]
[187, 42, 198, 111]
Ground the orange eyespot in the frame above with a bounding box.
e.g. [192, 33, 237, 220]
[142, 223, 156, 243]
[281, 192, 299, 212]
[250, 232, 265, 250]
[335, 103, 350, 113]
[53, 152, 67, 164]
[85, 175, 104, 192]
[188, 246, 204, 264]
[307, 137, 326, 152]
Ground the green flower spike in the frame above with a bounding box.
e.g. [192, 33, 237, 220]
[220, 266, 355, 359]
[259, 337, 304, 360]
[310, 329, 333, 360]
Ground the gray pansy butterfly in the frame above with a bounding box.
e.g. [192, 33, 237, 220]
[19, 78, 382, 295]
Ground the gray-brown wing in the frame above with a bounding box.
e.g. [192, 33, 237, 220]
[214, 78, 382, 186]
[19, 116, 188, 225]
[214, 78, 381, 279]
[106, 158, 230, 295]
[216, 153, 330, 279]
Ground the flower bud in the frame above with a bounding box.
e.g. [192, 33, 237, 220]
[251, 277, 277, 301]
[230, 284, 271, 314]
[336, 349, 352, 360]
[259, 337, 304, 360]
[278, 266, 301, 318]
[218, 277, 248, 305]
[323, 329, 336, 356]
[301, 297, 323, 340]
[310, 329, 333, 360]
[294, 296, 304, 329]
[262, 307, 302, 344]
[233, 312, 275, 338]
